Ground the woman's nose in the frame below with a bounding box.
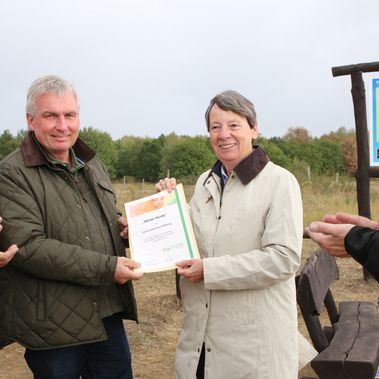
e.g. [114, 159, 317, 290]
[218, 125, 231, 139]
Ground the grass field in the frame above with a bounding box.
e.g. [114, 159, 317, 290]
[1, 176, 379, 378]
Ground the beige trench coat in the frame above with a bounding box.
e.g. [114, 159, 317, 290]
[175, 161, 303, 379]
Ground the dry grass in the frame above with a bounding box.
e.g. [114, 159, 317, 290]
[1, 176, 379, 378]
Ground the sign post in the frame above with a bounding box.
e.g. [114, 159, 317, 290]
[332, 62, 379, 280]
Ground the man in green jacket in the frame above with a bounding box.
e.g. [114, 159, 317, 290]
[0, 75, 143, 379]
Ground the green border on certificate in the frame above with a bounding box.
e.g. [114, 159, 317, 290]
[124, 184, 200, 273]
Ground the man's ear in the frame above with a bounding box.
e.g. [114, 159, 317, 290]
[26, 113, 34, 130]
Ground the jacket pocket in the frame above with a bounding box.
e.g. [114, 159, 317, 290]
[97, 181, 118, 212]
[97, 180, 114, 194]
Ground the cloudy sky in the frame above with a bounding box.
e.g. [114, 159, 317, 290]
[1, 0, 378, 140]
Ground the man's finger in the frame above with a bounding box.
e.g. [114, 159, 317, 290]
[308, 222, 327, 234]
[322, 215, 339, 224]
[123, 258, 141, 270]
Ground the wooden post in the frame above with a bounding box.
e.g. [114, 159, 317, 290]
[332, 61, 379, 280]
[350, 71, 371, 219]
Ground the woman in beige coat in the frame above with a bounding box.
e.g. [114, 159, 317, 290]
[157, 90, 303, 379]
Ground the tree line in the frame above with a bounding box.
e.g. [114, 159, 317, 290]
[0, 126, 357, 182]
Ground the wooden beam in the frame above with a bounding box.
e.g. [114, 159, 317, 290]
[332, 61, 379, 77]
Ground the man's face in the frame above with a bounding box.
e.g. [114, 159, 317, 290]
[209, 104, 257, 173]
[27, 90, 80, 163]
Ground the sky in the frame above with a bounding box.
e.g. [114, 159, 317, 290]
[1, 0, 378, 140]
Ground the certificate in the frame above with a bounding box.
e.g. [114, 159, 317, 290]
[124, 184, 200, 273]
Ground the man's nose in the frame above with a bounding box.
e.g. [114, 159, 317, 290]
[55, 115, 68, 130]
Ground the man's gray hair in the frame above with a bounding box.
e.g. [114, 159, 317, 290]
[205, 90, 257, 131]
[26, 75, 80, 116]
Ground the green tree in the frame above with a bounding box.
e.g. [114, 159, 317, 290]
[0, 130, 20, 160]
[114, 136, 144, 178]
[134, 138, 165, 181]
[312, 139, 343, 175]
[284, 127, 312, 142]
[262, 133, 344, 177]
[79, 127, 117, 178]
[320, 127, 356, 176]
[161, 137, 215, 181]
[257, 138, 291, 169]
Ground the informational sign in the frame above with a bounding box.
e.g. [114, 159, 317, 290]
[370, 78, 379, 166]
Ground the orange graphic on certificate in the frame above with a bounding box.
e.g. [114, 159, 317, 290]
[129, 191, 176, 217]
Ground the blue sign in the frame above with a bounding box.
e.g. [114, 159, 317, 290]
[372, 79, 379, 165]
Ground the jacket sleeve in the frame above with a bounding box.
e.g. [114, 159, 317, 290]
[345, 226, 379, 282]
[0, 166, 117, 286]
[203, 171, 303, 291]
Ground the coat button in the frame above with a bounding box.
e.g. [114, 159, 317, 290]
[207, 348, 211, 352]
[205, 303, 208, 308]
[197, 347, 201, 352]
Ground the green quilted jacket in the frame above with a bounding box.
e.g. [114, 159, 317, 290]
[0, 132, 137, 350]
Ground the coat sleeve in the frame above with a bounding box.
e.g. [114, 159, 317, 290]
[203, 170, 303, 291]
[345, 226, 379, 282]
[0, 166, 117, 286]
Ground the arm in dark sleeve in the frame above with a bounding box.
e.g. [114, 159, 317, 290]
[345, 226, 379, 282]
[0, 166, 117, 286]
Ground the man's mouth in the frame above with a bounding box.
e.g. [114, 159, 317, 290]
[52, 135, 70, 140]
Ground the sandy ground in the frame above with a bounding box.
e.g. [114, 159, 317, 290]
[1, 241, 378, 378]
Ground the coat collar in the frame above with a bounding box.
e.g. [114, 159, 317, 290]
[21, 131, 96, 167]
[205, 145, 270, 185]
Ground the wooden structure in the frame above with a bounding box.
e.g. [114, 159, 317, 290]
[332, 62, 379, 278]
[297, 249, 379, 379]
[332, 61, 379, 217]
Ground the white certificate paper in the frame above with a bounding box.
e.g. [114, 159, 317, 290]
[124, 184, 200, 273]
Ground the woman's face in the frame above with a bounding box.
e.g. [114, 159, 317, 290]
[208, 104, 257, 173]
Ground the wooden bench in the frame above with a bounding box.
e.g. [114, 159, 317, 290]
[297, 249, 379, 379]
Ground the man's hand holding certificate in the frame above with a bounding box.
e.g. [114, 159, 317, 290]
[124, 184, 199, 273]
